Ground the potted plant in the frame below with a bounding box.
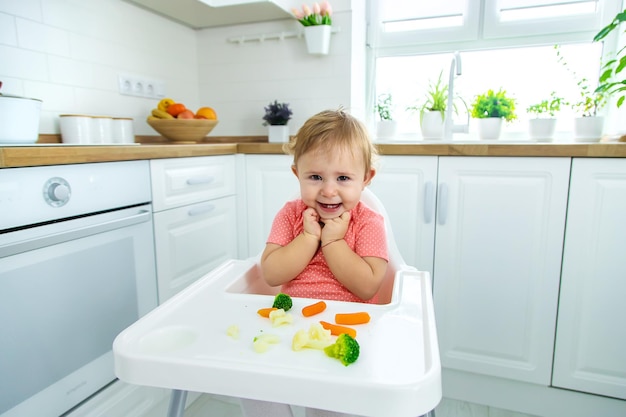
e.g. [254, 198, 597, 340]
[526, 91, 566, 142]
[262, 100, 292, 143]
[375, 93, 397, 140]
[571, 77, 607, 141]
[407, 71, 448, 140]
[594, 8, 626, 109]
[470, 88, 517, 140]
[555, 44, 607, 141]
[292, 1, 333, 55]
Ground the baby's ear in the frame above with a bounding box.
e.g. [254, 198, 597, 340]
[364, 168, 376, 186]
[291, 165, 298, 177]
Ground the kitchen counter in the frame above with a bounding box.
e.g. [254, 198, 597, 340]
[2, 142, 626, 168]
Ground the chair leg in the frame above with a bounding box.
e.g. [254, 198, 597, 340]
[166, 390, 188, 417]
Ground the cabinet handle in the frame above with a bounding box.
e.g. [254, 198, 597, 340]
[423, 181, 434, 224]
[437, 183, 448, 225]
[186, 176, 214, 185]
[187, 204, 215, 216]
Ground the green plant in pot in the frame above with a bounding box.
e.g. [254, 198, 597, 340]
[594, 8, 626, 108]
[407, 71, 449, 139]
[470, 88, 517, 140]
[555, 44, 607, 141]
[376, 93, 394, 121]
[526, 91, 566, 141]
[376, 93, 397, 140]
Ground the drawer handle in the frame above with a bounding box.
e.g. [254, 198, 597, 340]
[186, 176, 214, 186]
[188, 204, 215, 216]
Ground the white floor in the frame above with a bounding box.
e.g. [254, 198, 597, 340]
[66, 381, 539, 417]
[184, 393, 539, 417]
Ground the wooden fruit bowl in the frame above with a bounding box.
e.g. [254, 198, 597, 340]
[147, 118, 218, 143]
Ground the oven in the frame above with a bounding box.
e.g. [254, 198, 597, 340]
[0, 160, 158, 417]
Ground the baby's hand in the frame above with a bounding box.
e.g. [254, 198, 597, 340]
[302, 207, 322, 240]
[321, 211, 351, 242]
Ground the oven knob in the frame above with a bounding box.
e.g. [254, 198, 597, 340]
[43, 177, 71, 207]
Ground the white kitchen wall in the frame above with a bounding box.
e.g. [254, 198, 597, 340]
[0, 0, 364, 138]
[196, 9, 363, 137]
[0, 0, 199, 136]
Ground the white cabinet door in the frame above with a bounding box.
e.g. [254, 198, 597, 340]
[369, 155, 438, 273]
[243, 155, 298, 258]
[552, 158, 626, 400]
[433, 156, 570, 384]
[153, 196, 238, 303]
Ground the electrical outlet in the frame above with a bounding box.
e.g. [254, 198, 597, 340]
[118, 73, 166, 98]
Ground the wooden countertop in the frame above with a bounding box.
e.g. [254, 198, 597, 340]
[2, 141, 626, 168]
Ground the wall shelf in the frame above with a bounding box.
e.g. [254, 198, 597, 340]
[227, 26, 340, 45]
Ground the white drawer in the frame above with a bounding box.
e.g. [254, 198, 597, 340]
[150, 155, 236, 212]
[152, 195, 238, 303]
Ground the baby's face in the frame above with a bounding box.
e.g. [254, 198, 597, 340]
[293, 148, 373, 220]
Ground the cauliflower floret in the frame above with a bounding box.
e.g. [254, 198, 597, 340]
[226, 324, 240, 339]
[252, 333, 281, 353]
[269, 308, 293, 327]
[292, 323, 333, 351]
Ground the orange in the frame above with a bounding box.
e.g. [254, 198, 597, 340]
[196, 107, 217, 120]
[166, 103, 187, 117]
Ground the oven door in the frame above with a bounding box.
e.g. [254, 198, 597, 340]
[0, 205, 158, 417]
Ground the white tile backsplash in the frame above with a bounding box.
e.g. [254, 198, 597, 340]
[0, 13, 17, 46]
[16, 17, 70, 55]
[0, 0, 42, 21]
[197, 11, 357, 137]
[0, 0, 362, 138]
[0, 0, 200, 136]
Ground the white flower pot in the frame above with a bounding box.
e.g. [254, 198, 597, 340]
[420, 111, 445, 140]
[574, 116, 604, 142]
[268, 125, 289, 143]
[476, 117, 503, 140]
[376, 120, 397, 140]
[304, 25, 331, 55]
[528, 118, 557, 142]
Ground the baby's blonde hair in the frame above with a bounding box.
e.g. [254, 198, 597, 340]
[283, 108, 378, 175]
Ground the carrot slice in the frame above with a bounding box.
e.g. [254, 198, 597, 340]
[320, 321, 357, 338]
[335, 312, 371, 325]
[302, 300, 327, 317]
[257, 307, 277, 318]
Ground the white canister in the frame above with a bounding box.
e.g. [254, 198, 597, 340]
[91, 116, 113, 144]
[112, 118, 135, 144]
[0, 93, 42, 144]
[60, 115, 93, 144]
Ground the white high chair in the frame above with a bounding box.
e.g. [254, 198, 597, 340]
[113, 189, 441, 417]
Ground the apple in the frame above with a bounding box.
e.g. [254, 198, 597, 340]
[177, 109, 194, 119]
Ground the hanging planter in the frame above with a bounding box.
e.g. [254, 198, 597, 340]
[304, 25, 331, 55]
[293, 2, 333, 56]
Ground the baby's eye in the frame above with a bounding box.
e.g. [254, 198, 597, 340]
[337, 175, 350, 181]
[309, 174, 322, 181]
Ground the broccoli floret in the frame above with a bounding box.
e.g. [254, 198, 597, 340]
[272, 293, 293, 311]
[324, 333, 360, 366]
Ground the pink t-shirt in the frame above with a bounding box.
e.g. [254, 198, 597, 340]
[266, 199, 388, 303]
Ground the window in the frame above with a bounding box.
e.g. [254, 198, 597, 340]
[368, 0, 623, 141]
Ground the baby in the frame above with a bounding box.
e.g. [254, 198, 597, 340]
[241, 108, 388, 417]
